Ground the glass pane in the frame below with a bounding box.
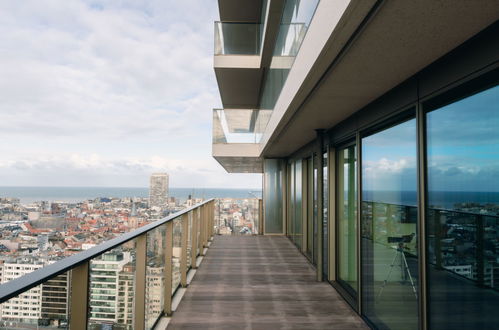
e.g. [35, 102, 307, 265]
[212, 109, 265, 144]
[426, 85, 499, 329]
[88, 241, 137, 330]
[264, 159, 285, 234]
[259, 0, 320, 111]
[338, 144, 358, 293]
[145, 225, 166, 329]
[361, 118, 418, 330]
[215, 198, 259, 235]
[295, 160, 303, 249]
[0, 271, 70, 329]
[287, 163, 294, 240]
[187, 212, 192, 268]
[313, 154, 318, 265]
[172, 218, 183, 294]
[323, 151, 329, 277]
[307, 157, 314, 259]
[214, 22, 261, 55]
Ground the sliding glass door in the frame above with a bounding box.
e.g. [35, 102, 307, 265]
[337, 143, 358, 297]
[425, 85, 499, 329]
[361, 118, 419, 330]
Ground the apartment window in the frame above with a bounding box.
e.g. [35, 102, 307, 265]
[425, 83, 499, 329]
[361, 117, 419, 330]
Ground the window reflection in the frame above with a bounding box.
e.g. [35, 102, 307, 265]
[361, 118, 418, 330]
[337, 144, 357, 295]
[426, 85, 499, 329]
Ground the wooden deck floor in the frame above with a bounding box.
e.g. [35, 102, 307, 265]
[167, 236, 369, 329]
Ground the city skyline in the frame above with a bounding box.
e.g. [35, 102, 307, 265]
[0, 0, 261, 189]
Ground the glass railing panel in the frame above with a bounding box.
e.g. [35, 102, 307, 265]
[145, 224, 166, 330]
[214, 22, 261, 55]
[215, 198, 260, 235]
[213, 109, 267, 144]
[88, 241, 137, 330]
[258, 0, 319, 129]
[196, 209, 201, 256]
[187, 212, 193, 269]
[0, 271, 70, 329]
[427, 208, 499, 288]
[172, 218, 183, 294]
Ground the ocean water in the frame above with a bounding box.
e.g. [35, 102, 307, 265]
[0, 186, 262, 204]
[362, 190, 499, 209]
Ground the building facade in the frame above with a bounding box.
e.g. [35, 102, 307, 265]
[212, 1, 499, 329]
[149, 173, 169, 210]
[88, 251, 131, 329]
[0, 259, 44, 324]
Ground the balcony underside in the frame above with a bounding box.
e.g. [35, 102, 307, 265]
[168, 236, 368, 329]
[261, 0, 499, 157]
[218, 0, 263, 23]
[215, 66, 263, 109]
[213, 143, 262, 173]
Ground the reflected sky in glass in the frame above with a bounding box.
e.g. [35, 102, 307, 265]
[427, 85, 499, 192]
[362, 119, 417, 192]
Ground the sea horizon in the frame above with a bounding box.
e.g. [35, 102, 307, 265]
[0, 186, 262, 204]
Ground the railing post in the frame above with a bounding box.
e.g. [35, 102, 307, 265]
[476, 214, 485, 287]
[164, 220, 174, 316]
[213, 201, 216, 237]
[203, 204, 209, 247]
[199, 206, 205, 255]
[70, 261, 89, 330]
[209, 201, 214, 240]
[434, 210, 443, 270]
[191, 209, 199, 269]
[134, 234, 147, 330]
[181, 213, 189, 288]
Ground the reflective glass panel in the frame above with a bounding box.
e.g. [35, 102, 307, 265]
[338, 144, 358, 294]
[361, 118, 418, 330]
[146, 224, 166, 329]
[0, 271, 70, 329]
[306, 157, 314, 259]
[172, 218, 183, 294]
[295, 160, 303, 249]
[264, 159, 285, 234]
[323, 151, 329, 277]
[426, 85, 499, 329]
[88, 241, 137, 330]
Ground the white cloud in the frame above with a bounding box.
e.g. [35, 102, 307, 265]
[0, 1, 261, 189]
[364, 157, 413, 176]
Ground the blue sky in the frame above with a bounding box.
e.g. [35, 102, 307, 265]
[362, 86, 499, 192]
[0, 0, 262, 188]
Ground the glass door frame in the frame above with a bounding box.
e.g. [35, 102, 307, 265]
[333, 139, 360, 310]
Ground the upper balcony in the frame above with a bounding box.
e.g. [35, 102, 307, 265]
[212, 108, 271, 173]
[214, 22, 263, 110]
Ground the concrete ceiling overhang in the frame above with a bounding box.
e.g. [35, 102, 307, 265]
[215, 66, 263, 109]
[218, 0, 263, 22]
[213, 143, 262, 173]
[261, 0, 499, 158]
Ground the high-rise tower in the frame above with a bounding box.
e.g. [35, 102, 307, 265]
[149, 173, 169, 210]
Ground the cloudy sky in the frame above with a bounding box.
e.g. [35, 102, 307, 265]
[0, 0, 262, 188]
[362, 86, 499, 193]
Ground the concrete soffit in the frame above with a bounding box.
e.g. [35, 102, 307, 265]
[259, 0, 499, 158]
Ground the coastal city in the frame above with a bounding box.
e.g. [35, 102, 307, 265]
[0, 173, 260, 329]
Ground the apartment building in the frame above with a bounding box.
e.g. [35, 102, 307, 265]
[88, 251, 131, 328]
[149, 173, 170, 210]
[212, 1, 499, 329]
[0, 259, 44, 324]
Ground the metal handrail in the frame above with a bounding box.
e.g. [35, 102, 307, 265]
[0, 198, 214, 304]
